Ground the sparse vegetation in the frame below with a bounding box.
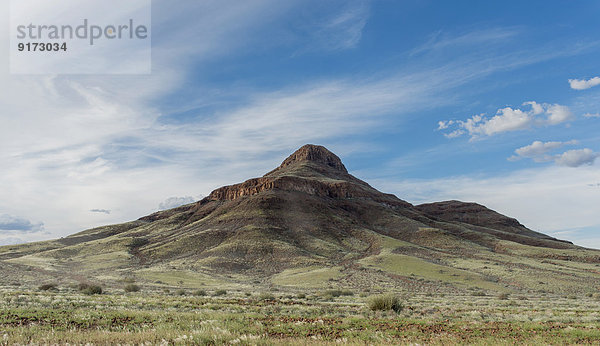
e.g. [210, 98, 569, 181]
[0, 286, 600, 343]
[368, 293, 403, 313]
[38, 283, 57, 291]
[258, 292, 275, 301]
[127, 237, 149, 251]
[214, 289, 227, 296]
[322, 289, 353, 298]
[193, 289, 207, 296]
[78, 283, 103, 295]
[124, 284, 141, 292]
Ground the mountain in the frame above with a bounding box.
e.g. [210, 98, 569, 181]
[1, 144, 599, 294]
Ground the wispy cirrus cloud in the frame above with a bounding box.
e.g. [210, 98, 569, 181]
[439, 101, 574, 139]
[290, 1, 370, 53]
[411, 27, 519, 56]
[317, 2, 369, 51]
[569, 76, 600, 90]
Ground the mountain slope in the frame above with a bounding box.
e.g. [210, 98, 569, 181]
[1, 144, 598, 294]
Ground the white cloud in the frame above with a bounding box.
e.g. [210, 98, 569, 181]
[515, 140, 567, 158]
[583, 113, 600, 118]
[441, 101, 574, 139]
[474, 107, 533, 136]
[569, 76, 600, 90]
[444, 130, 465, 139]
[509, 140, 597, 167]
[523, 101, 544, 115]
[158, 196, 196, 210]
[437, 120, 454, 130]
[545, 104, 574, 125]
[555, 148, 600, 167]
[509, 140, 578, 162]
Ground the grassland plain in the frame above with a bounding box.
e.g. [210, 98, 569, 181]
[1, 285, 600, 345]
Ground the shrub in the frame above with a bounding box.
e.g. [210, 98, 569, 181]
[323, 289, 354, 298]
[258, 292, 275, 301]
[193, 290, 207, 296]
[324, 289, 343, 298]
[38, 283, 58, 291]
[297, 293, 306, 299]
[124, 284, 141, 293]
[214, 289, 227, 296]
[471, 291, 486, 296]
[368, 294, 404, 313]
[127, 237, 149, 251]
[245, 292, 252, 297]
[175, 289, 186, 296]
[497, 292, 510, 300]
[79, 283, 102, 295]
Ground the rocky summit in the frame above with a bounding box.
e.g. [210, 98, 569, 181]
[1, 144, 598, 294]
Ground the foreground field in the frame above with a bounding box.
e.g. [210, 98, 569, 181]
[1, 286, 599, 345]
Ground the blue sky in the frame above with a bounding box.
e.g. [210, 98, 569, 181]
[1, 0, 599, 248]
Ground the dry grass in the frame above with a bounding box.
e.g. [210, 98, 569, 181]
[1, 287, 599, 344]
